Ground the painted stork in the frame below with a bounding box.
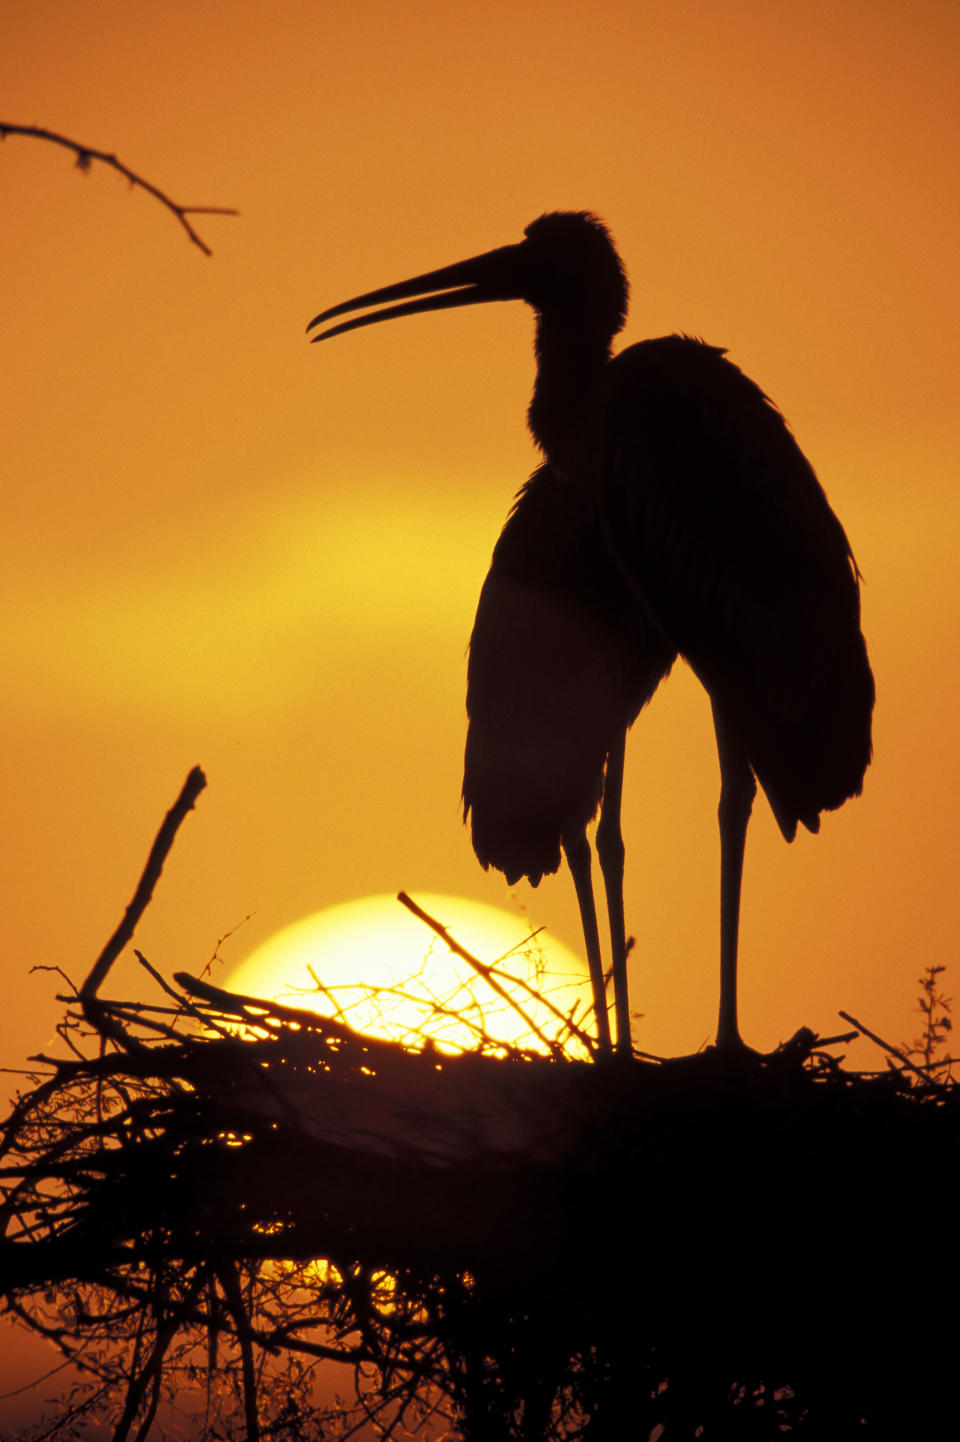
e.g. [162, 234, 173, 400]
[308, 212, 874, 1054]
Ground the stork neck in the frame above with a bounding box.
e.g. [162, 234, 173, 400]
[526, 315, 611, 489]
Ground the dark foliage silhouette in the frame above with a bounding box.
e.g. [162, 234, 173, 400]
[308, 211, 875, 1054]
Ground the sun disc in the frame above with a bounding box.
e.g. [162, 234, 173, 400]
[225, 893, 592, 1056]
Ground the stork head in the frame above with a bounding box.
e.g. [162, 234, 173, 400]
[307, 211, 629, 351]
[517, 213, 628, 342]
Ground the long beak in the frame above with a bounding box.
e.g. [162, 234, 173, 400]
[307, 241, 526, 343]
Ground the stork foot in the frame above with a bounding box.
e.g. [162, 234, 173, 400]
[664, 1027, 818, 1074]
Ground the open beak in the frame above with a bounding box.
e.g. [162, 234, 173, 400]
[307, 240, 527, 343]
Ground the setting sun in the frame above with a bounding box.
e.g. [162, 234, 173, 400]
[225, 891, 594, 1056]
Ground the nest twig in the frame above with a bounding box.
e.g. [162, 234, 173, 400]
[1, 771, 957, 1439]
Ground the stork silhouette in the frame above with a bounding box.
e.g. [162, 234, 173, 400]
[308, 212, 874, 1055]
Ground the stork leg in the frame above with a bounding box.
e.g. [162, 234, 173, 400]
[712, 699, 756, 1052]
[561, 827, 613, 1058]
[595, 727, 632, 1058]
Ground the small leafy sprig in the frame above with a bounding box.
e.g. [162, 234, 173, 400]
[907, 963, 952, 1072]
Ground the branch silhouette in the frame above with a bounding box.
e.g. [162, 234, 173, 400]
[0, 122, 238, 254]
[80, 765, 207, 1006]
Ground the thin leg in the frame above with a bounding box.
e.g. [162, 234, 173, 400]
[595, 728, 631, 1057]
[711, 699, 756, 1051]
[562, 825, 613, 1058]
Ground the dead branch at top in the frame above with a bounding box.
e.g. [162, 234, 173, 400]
[80, 767, 207, 1009]
[0, 123, 238, 255]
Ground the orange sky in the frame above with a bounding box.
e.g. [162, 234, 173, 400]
[2, 0, 958, 1094]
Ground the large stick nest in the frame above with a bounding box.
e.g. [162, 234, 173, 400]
[1, 771, 957, 1440]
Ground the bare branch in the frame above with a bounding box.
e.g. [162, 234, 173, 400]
[80, 767, 207, 1007]
[838, 1008, 935, 1084]
[0, 123, 238, 255]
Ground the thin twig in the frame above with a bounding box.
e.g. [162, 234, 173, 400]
[305, 965, 358, 1029]
[80, 767, 207, 1006]
[301, 971, 512, 1053]
[397, 891, 593, 1055]
[199, 914, 254, 982]
[133, 949, 233, 1038]
[0, 123, 238, 255]
[838, 1010, 936, 1085]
